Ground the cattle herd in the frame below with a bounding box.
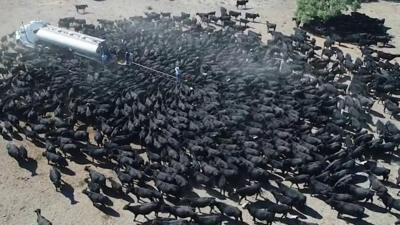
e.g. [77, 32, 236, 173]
[302, 12, 392, 46]
[1, 7, 400, 225]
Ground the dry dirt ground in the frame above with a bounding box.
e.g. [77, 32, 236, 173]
[1, 0, 400, 225]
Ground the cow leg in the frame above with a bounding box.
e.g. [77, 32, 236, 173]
[239, 196, 244, 204]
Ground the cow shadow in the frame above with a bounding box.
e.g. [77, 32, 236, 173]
[380, 43, 396, 48]
[389, 210, 400, 218]
[57, 166, 76, 176]
[103, 186, 135, 202]
[181, 189, 200, 198]
[79, 11, 92, 15]
[11, 132, 23, 141]
[340, 215, 372, 225]
[206, 188, 227, 200]
[17, 158, 38, 176]
[31, 139, 46, 148]
[277, 217, 312, 225]
[92, 160, 115, 170]
[382, 180, 400, 189]
[375, 151, 400, 164]
[170, 189, 200, 205]
[1, 132, 13, 141]
[294, 204, 322, 219]
[120, 192, 136, 203]
[360, 201, 387, 213]
[369, 109, 385, 118]
[238, 7, 253, 10]
[95, 205, 120, 217]
[248, 21, 263, 24]
[60, 181, 78, 204]
[69, 151, 92, 165]
[224, 217, 249, 225]
[392, 114, 400, 121]
[250, 199, 306, 218]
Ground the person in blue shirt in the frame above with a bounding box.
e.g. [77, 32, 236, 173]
[125, 51, 130, 65]
[175, 66, 181, 82]
[101, 53, 108, 64]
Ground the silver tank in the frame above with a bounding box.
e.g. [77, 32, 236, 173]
[16, 21, 106, 61]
